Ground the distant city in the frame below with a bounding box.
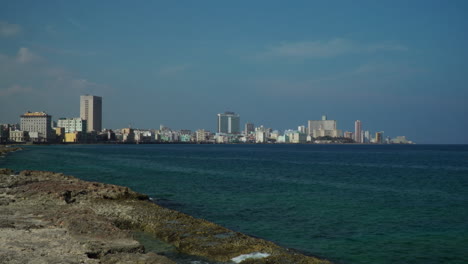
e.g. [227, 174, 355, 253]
[1, 95, 413, 145]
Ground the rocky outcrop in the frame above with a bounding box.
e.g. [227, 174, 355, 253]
[0, 146, 22, 157]
[0, 169, 332, 264]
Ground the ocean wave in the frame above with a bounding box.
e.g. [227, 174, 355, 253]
[231, 252, 270, 263]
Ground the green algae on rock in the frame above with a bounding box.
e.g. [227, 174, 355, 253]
[0, 169, 332, 264]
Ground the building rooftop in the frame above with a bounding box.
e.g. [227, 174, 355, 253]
[21, 111, 49, 117]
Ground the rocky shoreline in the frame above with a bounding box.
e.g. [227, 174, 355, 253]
[0, 146, 22, 157]
[0, 167, 332, 264]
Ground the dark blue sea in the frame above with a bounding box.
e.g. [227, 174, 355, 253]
[2, 144, 467, 264]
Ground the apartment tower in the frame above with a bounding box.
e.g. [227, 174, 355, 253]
[354, 120, 362, 143]
[217, 112, 240, 134]
[80, 95, 102, 132]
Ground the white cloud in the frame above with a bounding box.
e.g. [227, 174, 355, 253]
[16, 47, 41, 64]
[258, 38, 408, 59]
[0, 47, 108, 97]
[265, 38, 354, 58]
[0, 84, 32, 96]
[0, 21, 22, 37]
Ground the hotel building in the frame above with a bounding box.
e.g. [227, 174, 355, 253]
[80, 95, 102, 132]
[217, 112, 240, 134]
[20, 111, 54, 142]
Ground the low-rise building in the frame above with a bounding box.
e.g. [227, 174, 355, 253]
[9, 130, 29, 143]
[64, 132, 82, 143]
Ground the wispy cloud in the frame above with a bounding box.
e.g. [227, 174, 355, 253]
[0, 47, 108, 99]
[16, 47, 42, 64]
[67, 18, 87, 31]
[0, 21, 22, 37]
[32, 43, 97, 57]
[0, 84, 32, 97]
[256, 38, 408, 60]
[157, 64, 191, 76]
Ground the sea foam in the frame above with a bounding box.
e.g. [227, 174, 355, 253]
[231, 252, 270, 263]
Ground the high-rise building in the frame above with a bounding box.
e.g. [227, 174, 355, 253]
[20, 111, 54, 142]
[80, 95, 102, 132]
[308, 115, 342, 138]
[298, 125, 307, 134]
[245, 122, 255, 135]
[217, 112, 240, 134]
[354, 120, 362, 143]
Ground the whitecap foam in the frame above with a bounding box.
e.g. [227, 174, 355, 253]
[231, 252, 270, 263]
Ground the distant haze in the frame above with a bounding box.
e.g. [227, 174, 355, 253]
[1, 1, 467, 144]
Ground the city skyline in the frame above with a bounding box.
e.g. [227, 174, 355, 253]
[1, 1, 467, 144]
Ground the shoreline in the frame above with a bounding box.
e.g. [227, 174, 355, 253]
[0, 166, 333, 264]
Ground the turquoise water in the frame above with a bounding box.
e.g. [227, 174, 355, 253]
[2, 144, 468, 264]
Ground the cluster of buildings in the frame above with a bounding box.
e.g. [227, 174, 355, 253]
[0, 95, 414, 145]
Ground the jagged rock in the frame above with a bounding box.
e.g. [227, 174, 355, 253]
[0, 169, 332, 264]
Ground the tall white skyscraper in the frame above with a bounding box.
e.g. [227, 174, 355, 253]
[80, 95, 102, 132]
[217, 112, 240, 134]
[355, 120, 362, 143]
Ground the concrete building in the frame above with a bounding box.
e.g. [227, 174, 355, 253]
[217, 112, 240, 134]
[287, 130, 307, 144]
[57, 118, 87, 133]
[244, 122, 255, 135]
[375, 132, 384, 144]
[391, 136, 414, 144]
[354, 120, 362, 143]
[344, 131, 353, 139]
[9, 130, 29, 143]
[196, 129, 207, 142]
[20, 111, 54, 142]
[364, 131, 370, 143]
[308, 115, 342, 138]
[80, 95, 102, 132]
[121, 128, 135, 143]
[64, 132, 83, 143]
[298, 125, 307, 134]
[255, 131, 267, 143]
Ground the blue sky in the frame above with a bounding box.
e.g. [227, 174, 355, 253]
[1, 0, 467, 143]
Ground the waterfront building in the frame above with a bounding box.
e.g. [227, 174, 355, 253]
[57, 117, 87, 133]
[196, 129, 207, 142]
[375, 131, 384, 144]
[270, 130, 280, 141]
[277, 134, 289, 143]
[364, 131, 370, 143]
[64, 132, 82, 143]
[287, 130, 307, 144]
[217, 112, 240, 134]
[9, 130, 29, 143]
[308, 115, 342, 138]
[298, 125, 307, 134]
[255, 131, 267, 143]
[391, 136, 414, 144]
[20, 111, 54, 142]
[121, 128, 135, 143]
[344, 131, 353, 140]
[354, 120, 362, 143]
[244, 122, 255, 135]
[80, 95, 102, 132]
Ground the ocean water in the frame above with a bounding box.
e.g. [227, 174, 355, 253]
[2, 144, 468, 264]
